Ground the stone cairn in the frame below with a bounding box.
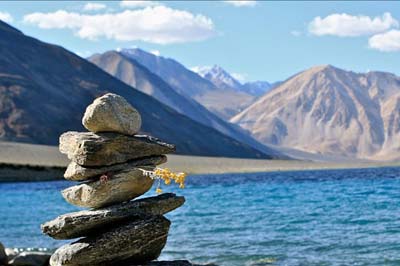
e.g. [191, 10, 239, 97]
[41, 93, 185, 266]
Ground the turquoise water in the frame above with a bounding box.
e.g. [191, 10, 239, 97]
[1, 167, 400, 266]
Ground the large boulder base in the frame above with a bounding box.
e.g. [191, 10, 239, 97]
[42, 193, 185, 239]
[59, 132, 175, 166]
[49, 216, 170, 266]
[62, 168, 154, 209]
[82, 93, 142, 135]
[64, 155, 167, 181]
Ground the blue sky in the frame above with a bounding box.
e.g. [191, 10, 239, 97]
[0, 1, 399, 82]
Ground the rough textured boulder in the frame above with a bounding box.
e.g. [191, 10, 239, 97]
[82, 93, 142, 135]
[42, 193, 185, 239]
[9, 251, 51, 266]
[62, 168, 154, 208]
[64, 155, 167, 181]
[0, 242, 7, 265]
[59, 132, 175, 166]
[49, 216, 170, 266]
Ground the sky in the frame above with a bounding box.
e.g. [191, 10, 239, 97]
[0, 1, 399, 82]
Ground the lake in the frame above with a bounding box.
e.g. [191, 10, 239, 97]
[1, 167, 400, 266]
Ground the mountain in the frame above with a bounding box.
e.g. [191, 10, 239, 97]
[241, 81, 274, 97]
[88, 51, 283, 158]
[194, 65, 281, 104]
[194, 65, 280, 98]
[194, 65, 243, 91]
[195, 65, 276, 98]
[119, 49, 254, 119]
[231, 65, 400, 160]
[0, 20, 274, 159]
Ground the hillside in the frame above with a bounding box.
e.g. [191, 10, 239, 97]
[242, 81, 276, 97]
[232, 65, 400, 160]
[195, 65, 243, 91]
[88, 51, 282, 158]
[119, 48, 255, 119]
[196, 65, 277, 98]
[0, 20, 273, 159]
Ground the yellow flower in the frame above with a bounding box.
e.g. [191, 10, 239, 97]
[143, 167, 186, 193]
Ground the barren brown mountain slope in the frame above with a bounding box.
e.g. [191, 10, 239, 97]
[88, 51, 283, 158]
[232, 65, 400, 160]
[119, 48, 255, 120]
[0, 21, 273, 159]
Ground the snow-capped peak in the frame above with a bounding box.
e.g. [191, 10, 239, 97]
[192, 65, 243, 90]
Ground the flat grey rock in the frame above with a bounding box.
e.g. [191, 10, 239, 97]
[82, 93, 142, 135]
[64, 155, 167, 181]
[42, 193, 185, 239]
[49, 215, 170, 266]
[59, 131, 175, 166]
[62, 168, 154, 209]
[9, 251, 51, 266]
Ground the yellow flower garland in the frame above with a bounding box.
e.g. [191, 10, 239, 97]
[140, 167, 186, 194]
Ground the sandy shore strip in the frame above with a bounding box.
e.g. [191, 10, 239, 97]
[165, 155, 400, 174]
[0, 141, 399, 181]
[0, 142, 69, 167]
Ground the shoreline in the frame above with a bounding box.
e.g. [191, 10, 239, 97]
[1, 157, 400, 182]
[0, 141, 399, 182]
[0, 163, 65, 182]
[164, 155, 400, 175]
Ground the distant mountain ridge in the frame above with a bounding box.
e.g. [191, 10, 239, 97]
[232, 65, 400, 160]
[0, 20, 275, 159]
[6, 18, 399, 161]
[194, 65, 243, 91]
[194, 65, 274, 97]
[242, 81, 277, 97]
[88, 50, 284, 158]
[119, 48, 256, 119]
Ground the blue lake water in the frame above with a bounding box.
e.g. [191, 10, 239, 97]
[1, 167, 400, 266]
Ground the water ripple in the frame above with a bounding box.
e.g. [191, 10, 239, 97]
[1, 167, 400, 265]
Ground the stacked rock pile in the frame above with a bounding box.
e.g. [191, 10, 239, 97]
[41, 93, 185, 266]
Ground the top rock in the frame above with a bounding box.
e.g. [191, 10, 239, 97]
[82, 93, 141, 135]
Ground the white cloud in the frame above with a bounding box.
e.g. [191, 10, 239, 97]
[0, 11, 13, 23]
[150, 49, 160, 56]
[23, 6, 216, 44]
[120, 1, 160, 8]
[369, 30, 400, 52]
[224, 1, 256, 7]
[309, 12, 398, 37]
[83, 3, 107, 11]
